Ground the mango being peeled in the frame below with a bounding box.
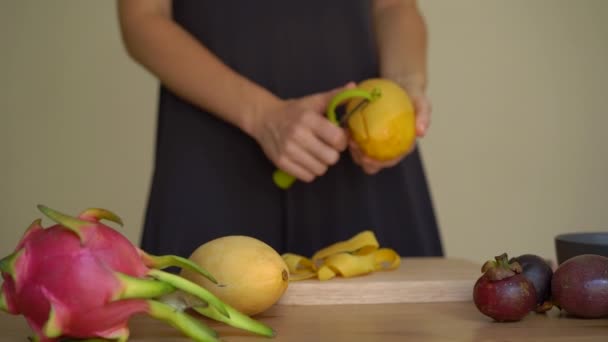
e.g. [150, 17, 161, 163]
[181, 236, 289, 316]
[328, 78, 416, 161]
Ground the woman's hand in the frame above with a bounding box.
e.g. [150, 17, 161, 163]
[251, 84, 355, 183]
[411, 92, 432, 138]
[348, 91, 432, 175]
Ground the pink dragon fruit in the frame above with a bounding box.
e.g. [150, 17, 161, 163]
[0, 205, 274, 342]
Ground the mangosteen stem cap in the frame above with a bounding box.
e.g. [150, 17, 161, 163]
[481, 253, 522, 281]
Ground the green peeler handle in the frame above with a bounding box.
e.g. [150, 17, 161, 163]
[271, 88, 377, 189]
[273, 169, 296, 189]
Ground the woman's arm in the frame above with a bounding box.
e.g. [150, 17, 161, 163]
[349, 0, 432, 175]
[372, 0, 428, 99]
[117, 0, 349, 183]
[117, 0, 279, 136]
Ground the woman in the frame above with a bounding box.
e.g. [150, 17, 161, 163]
[117, 0, 443, 259]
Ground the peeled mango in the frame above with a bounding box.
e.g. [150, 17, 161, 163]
[282, 230, 401, 281]
[327, 78, 416, 161]
[182, 236, 289, 316]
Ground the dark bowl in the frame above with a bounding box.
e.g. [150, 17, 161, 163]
[555, 232, 608, 264]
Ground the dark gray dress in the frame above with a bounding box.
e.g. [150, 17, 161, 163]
[140, 0, 444, 259]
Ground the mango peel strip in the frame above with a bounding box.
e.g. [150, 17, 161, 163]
[281, 231, 401, 281]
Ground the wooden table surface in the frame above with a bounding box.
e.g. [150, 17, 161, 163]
[279, 257, 481, 305]
[1, 302, 607, 341]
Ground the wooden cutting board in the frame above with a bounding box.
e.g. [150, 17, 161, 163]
[277, 257, 481, 305]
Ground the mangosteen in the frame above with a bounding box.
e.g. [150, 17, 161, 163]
[509, 254, 553, 312]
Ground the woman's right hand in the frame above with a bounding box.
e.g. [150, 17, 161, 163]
[118, 1, 352, 184]
[251, 84, 354, 183]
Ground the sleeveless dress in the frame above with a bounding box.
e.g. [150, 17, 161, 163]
[140, 0, 444, 259]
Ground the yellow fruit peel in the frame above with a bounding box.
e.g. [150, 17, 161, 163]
[281, 253, 317, 281]
[374, 248, 402, 270]
[317, 265, 337, 281]
[288, 272, 317, 281]
[311, 230, 379, 261]
[282, 253, 313, 272]
[282, 230, 401, 281]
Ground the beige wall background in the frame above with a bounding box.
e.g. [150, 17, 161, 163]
[1, 0, 607, 264]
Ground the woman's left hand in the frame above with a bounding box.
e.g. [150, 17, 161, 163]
[348, 92, 432, 175]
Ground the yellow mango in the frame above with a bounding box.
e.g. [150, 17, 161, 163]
[182, 236, 289, 316]
[327, 78, 416, 161]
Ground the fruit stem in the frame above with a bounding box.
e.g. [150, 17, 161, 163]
[37, 205, 89, 243]
[147, 299, 219, 342]
[147, 269, 229, 319]
[0, 249, 23, 281]
[78, 208, 124, 226]
[326, 88, 381, 124]
[481, 253, 522, 281]
[138, 250, 218, 284]
[0, 287, 7, 313]
[21, 219, 43, 242]
[193, 304, 275, 338]
[114, 272, 176, 300]
[42, 304, 63, 338]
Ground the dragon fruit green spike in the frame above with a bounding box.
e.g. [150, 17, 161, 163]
[0, 205, 274, 342]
